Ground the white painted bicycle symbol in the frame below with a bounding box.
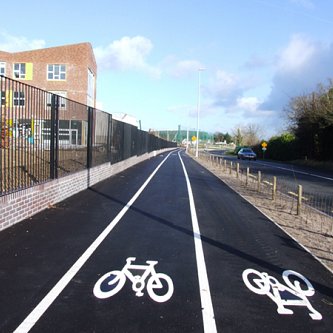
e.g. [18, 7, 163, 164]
[242, 268, 322, 320]
[93, 257, 174, 303]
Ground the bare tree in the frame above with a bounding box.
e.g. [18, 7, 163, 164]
[243, 123, 263, 146]
[231, 126, 243, 146]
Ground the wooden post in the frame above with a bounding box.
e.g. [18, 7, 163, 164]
[236, 163, 239, 179]
[229, 161, 233, 175]
[272, 176, 277, 201]
[297, 185, 303, 215]
[257, 171, 261, 192]
[246, 167, 249, 186]
[224, 160, 227, 172]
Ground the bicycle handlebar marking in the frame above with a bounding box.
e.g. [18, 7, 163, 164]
[242, 268, 322, 320]
[93, 257, 174, 303]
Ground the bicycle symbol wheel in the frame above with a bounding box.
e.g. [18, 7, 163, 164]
[93, 270, 126, 299]
[242, 268, 270, 295]
[147, 273, 174, 303]
[282, 270, 315, 297]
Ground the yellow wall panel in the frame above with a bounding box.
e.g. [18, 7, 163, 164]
[26, 63, 33, 80]
[5, 90, 12, 107]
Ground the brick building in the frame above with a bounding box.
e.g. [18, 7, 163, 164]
[0, 42, 97, 109]
[0, 42, 97, 146]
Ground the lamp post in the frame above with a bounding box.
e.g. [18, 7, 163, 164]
[195, 68, 205, 158]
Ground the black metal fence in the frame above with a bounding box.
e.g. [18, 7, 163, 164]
[0, 76, 176, 196]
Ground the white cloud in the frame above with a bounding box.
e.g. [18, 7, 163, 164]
[208, 69, 259, 108]
[236, 96, 260, 113]
[160, 55, 206, 78]
[0, 31, 45, 52]
[277, 34, 316, 72]
[209, 70, 241, 104]
[262, 34, 333, 112]
[94, 36, 160, 78]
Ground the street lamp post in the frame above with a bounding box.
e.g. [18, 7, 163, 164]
[195, 68, 205, 158]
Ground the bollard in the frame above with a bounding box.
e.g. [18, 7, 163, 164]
[229, 161, 233, 175]
[246, 167, 249, 186]
[272, 176, 277, 201]
[236, 163, 240, 179]
[257, 171, 261, 192]
[297, 185, 303, 215]
[224, 160, 227, 172]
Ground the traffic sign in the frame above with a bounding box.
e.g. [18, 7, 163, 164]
[261, 141, 267, 148]
[192, 136, 197, 142]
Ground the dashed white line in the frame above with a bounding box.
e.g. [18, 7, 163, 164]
[178, 151, 217, 333]
[14, 151, 174, 333]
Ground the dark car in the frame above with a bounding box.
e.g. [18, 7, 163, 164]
[237, 148, 257, 160]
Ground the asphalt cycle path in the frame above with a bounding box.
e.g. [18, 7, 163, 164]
[0, 149, 332, 332]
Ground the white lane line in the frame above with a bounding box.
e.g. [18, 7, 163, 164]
[178, 152, 217, 333]
[252, 161, 333, 182]
[14, 151, 174, 333]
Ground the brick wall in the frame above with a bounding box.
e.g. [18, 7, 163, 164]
[0, 148, 174, 231]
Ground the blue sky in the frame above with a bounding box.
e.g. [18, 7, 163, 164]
[1, 0, 333, 138]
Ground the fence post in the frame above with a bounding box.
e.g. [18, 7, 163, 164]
[87, 106, 94, 169]
[107, 113, 112, 162]
[257, 171, 261, 192]
[297, 185, 303, 215]
[246, 167, 249, 186]
[272, 176, 277, 201]
[50, 94, 59, 179]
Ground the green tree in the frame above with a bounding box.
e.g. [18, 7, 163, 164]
[224, 132, 232, 143]
[267, 133, 297, 161]
[286, 80, 333, 160]
[214, 132, 224, 143]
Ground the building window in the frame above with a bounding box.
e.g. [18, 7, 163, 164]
[0, 62, 5, 76]
[13, 91, 25, 106]
[47, 64, 66, 80]
[47, 91, 67, 108]
[13, 63, 26, 79]
[0, 91, 5, 106]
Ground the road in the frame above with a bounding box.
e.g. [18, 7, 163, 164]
[209, 149, 333, 216]
[0, 149, 333, 332]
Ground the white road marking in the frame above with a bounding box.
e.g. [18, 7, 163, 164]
[254, 161, 333, 181]
[178, 152, 217, 333]
[14, 151, 174, 333]
[212, 153, 333, 182]
[242, 268, 322, 320]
